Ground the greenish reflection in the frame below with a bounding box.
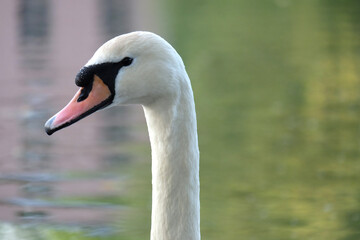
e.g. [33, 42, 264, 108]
[161, 0, 360, 240]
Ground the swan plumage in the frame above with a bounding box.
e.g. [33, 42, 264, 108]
[45, 31, 200, 240]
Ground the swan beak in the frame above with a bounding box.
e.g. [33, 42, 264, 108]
[45, 75, 113, 135]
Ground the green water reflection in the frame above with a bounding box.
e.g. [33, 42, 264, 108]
[165, 0, 360, 239]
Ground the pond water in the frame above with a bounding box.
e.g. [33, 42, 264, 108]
[1, 0, 360, 240]
[0, 0, 155, 239]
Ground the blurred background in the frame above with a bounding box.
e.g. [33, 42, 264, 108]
[1, 0, 360, 239]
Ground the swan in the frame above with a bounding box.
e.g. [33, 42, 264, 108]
[44, 31, 200, 240]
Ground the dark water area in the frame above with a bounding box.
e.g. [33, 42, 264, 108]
[0, 0, 158, 239]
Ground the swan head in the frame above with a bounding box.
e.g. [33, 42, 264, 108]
[45, 31, 185, 135]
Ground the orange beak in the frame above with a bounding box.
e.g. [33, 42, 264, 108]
[45, 75, 113, 135]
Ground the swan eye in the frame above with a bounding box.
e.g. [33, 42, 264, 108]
[122, 57, 133, 67]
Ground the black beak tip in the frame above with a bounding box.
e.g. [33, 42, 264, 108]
[44, 116, 55, 136]
[45, 128, 54, 136]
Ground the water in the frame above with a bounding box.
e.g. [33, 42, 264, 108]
[1, 0, 360, 240]
[0, 0, 155, 239]
[168, 1, 360, 239]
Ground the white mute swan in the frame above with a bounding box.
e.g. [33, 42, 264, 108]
[45, 31, 200, 240]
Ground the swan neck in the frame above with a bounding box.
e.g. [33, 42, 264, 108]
[143, 81, 200, 240]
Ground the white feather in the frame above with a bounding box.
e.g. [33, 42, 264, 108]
[90, 31, 200, 240]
